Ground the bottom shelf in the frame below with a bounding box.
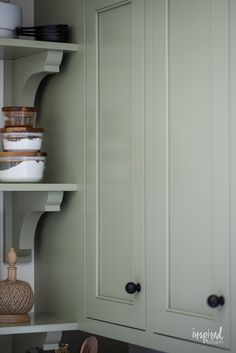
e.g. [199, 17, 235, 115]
[0, 313, 78, 335]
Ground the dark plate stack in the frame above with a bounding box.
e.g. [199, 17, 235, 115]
[15, 24, 68, 42]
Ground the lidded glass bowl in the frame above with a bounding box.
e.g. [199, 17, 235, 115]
[1, 127, 44, 152]
[0, 151, 47, 183]
[2, 106, 37, 127]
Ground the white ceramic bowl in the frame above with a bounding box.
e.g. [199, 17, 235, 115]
[0, 28, 16, 38]
[0, 2, 22, 34]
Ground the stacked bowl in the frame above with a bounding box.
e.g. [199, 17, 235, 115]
[15, 24, 68, 42]
[0, 107, 46, 183]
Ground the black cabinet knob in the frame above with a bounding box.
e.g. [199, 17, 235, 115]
[125, 282, 141, 294]
[207, 295, 225, 308]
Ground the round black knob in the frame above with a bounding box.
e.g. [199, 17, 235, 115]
[207, 295, 225, 308]
[125, 282, 141, 294]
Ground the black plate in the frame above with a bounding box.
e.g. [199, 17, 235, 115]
[15, 24, 69, 42]
[36, 24, 68, 30]
[35, 32, 68, 42]
[16, 24, 68, 31]
[16, 29, 68, 34]
[16, 30, 68, 36]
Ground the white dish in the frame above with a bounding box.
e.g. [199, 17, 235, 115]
[0, 28, 16, 38]
[0, 2, 22, 32]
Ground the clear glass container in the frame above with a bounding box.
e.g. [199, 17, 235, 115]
[0, 152, 47, 182]
[2, 106, 37, 127]
[1, 127, 44, 151]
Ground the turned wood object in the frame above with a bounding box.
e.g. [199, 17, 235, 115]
[79, 337, 98, 353]
[0, 248, 34, 323]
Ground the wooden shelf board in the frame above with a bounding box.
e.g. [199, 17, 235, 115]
[0, 183, 78, 192]
[0, 37, 79, 60]
[0, 313, 78, 335]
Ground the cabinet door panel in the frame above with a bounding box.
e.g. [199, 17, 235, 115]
[86, 0, 145, 329]
[147, 0, 230, 347]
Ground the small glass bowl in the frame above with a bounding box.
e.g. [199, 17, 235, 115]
[0, 152, 47, 183]
[2, 106, 37, 128]
[1, 127, 44, 152]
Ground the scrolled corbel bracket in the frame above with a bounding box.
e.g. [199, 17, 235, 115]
[3, 48, 66, 263]
[4, 49, 63, 106]
[4, 191, 65, 263]
[20, 191, 64, 250]
[43, 331, 63, 351]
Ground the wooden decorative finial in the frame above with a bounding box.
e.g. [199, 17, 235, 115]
[7, 248, 17, 282]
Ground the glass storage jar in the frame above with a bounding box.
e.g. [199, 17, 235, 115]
[1, 127, 44, 151]
[2, 106, 37, 127]
[0, 152, 47, 182]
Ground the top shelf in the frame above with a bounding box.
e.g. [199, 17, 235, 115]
[0, 37, 79, 60]
[0, 183, 78, 192]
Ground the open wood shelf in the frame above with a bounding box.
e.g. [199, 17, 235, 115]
[0, 183, 78, 192]
[0, 37, 78, 60]
[0, 313, 78, 335]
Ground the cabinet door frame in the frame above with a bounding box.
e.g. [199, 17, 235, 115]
[85, 0, 146, 329]
[146, 0, 230, 348]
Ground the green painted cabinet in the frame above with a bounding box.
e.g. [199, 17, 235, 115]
[85, 0, 234, 351]
[85, 0, 146, 329]
[147, 0, 230, 348]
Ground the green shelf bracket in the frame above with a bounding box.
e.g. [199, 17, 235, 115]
[4, 190, 65, 262]
[4, 49, 63, 106]
[42, 331, 63, 351]
[2, 45, 69, 263]
[2, 184, 77, 263]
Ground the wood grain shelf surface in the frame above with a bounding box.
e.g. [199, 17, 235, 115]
[0, 313, 78, 335]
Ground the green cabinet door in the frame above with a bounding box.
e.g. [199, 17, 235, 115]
[146, 0, 230, 348]
[85, 0, 145, 329]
